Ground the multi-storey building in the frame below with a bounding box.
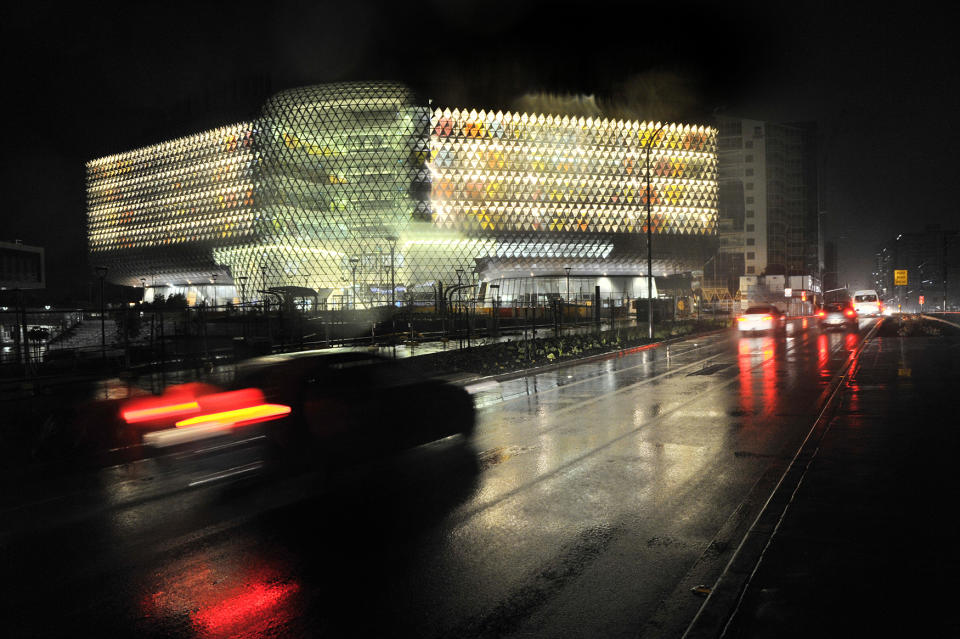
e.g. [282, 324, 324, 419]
[715, 117, 819, 295]
[875, 225, 960, 311]
[0, 241, 45, 290]
[87, 82, 718, 306]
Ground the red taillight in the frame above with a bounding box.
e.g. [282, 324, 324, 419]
[123, 401, 200, 424]
[761, 315, 772, 321]
[175, 403, 292, 429]
[845, 309, 856, 317]
[737, 317, 747, 322]
[817, 310, 826, 318]
[122, 384, 290, 431]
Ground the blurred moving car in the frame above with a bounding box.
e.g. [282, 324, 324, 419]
[124, 350, 476, 471]
[817, 302, 858, 331]
[852, 289, 882, 317]
[232, 349, 476, 459]
[737, 304, 787, 335]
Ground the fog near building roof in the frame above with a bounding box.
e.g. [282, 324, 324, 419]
[510, 71, 705, 124]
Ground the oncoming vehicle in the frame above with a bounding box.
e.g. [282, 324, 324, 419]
[852, 289, 882, 317]
[737, 304, 787, 335]
[817, 302, 858, 331]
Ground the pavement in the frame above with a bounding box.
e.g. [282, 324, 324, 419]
[684, 320, 960, 637]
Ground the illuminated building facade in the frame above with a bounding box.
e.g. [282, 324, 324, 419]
[87, 82, 718, 306]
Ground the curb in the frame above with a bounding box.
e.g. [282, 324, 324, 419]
[454, 327, 731, 389]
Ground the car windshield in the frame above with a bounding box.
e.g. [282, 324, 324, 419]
[824, 303, 848, 312]
[854, 294, 877, 302]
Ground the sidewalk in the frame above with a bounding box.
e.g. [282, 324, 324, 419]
[687, 330, 960, 637]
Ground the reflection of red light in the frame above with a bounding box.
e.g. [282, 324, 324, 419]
[817, 333, 829, 368]
[191, 582, 299, 636]
[845, 332, 858, 350]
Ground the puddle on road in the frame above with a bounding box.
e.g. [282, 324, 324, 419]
[478, 445, 534, 470]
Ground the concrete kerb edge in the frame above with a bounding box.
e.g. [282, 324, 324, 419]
[452, 327, 731, 388]
[680, 318, 883, 639]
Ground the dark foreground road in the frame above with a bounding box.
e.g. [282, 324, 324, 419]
[691, 326, 960, 638]
[4, 317, 923, 638]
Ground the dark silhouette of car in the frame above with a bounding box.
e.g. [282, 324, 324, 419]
[232, 349, 476, 461]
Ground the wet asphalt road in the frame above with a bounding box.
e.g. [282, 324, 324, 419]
[1, 318, 877, 638]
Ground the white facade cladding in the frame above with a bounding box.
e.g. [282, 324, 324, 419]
[87, 82, 718, 306]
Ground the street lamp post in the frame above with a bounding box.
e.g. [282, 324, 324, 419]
[455, 269, 464, 348]
[237, 276, 248, 311]
[350, 257, 360, 310]
[95, 266, 107, 358]
[644, 123, 666, 340]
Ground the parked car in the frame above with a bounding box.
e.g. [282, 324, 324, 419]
[852, 289, 882, 317]
[737, 304, 787, 335]
[817, 302, 858, 331]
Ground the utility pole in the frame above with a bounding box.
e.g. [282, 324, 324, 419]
[645, 123, 666, 339]
[95, 266, 107, 359]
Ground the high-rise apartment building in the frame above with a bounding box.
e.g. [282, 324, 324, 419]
[715, 117, 819, 293]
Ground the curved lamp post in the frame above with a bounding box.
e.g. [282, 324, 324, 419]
[644, 123, 666, 339]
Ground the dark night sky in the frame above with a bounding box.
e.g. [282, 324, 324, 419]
[3, 1, 957, 296]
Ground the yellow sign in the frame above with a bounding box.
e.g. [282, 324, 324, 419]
[894, 269, 908, 286]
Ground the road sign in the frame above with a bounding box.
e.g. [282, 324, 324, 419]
[894, 269, 908, 286]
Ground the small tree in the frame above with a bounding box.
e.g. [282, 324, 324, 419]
[166, 293, 188, 309]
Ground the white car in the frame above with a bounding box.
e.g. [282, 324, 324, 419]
[737, 304, 787, 334]
[852, 290, 882, 317]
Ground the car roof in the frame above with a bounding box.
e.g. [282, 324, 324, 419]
[235, 348, 389, 375]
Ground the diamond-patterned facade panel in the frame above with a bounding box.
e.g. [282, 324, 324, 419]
[429, 109, 718, 241]
[86, 124, 258, 287]
[87, 83, 718, 302]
